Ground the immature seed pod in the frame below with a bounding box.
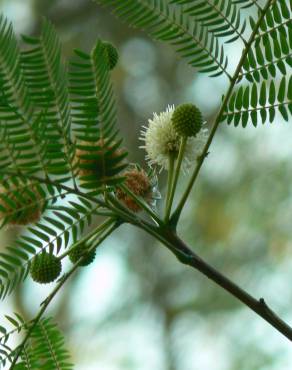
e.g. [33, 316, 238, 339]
[103, 42, 119, 70]
[116, 167, 152, 212]
[0, 185, 43, 225]
[30, 252, 62, 284]
[172, 103, 203, 137]
[68, 244, 96, 267]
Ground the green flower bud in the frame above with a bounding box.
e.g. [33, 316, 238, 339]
[68, 244, 96, 266]
[103, 41, 119, 70]
[30, 252, 62, 284]
[172, 103, 203, 137]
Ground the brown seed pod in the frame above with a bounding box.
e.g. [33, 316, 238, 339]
[116, 168, 152, 212]
[74, 139, 126, 180]
[0, 185, 43, 225]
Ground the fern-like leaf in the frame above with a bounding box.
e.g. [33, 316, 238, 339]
[239, 4, 291, 83]
[20, 20, 75, 182]
[0, 17, 53, 177]
[222, 0, 292, 126]
[223, 75, 292, 126]
[1, 315, 73, 369]
[95, 0, 230, 78]
[70, 41, 128, 192]
[170, 0, 247, 44]
[0, 189, 100, 300]
[0, 18, 126, 299]
[22, 317, 73, 370]
[0, 313, 27, 368]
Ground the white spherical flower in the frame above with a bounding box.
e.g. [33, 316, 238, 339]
[139, 105, 208, 172]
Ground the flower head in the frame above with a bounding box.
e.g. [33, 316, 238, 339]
[116, 165, 160, 212]
[140, 105, 208, 171]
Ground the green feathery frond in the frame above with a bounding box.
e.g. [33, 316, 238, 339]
[21, 318, 73, 370]
[0, 18, 126, 300]
[95, 0, 230, 78]
[239, 3, 291, 83]
[0, 17, 52, 177]
[0, 107, 52, 175]
[70, 40, 128, 193]
[0, 189, 100, 300]
[170, 0, 247, 44]
[0, 313, 29, 368]
[0, 17, 72, 182]
[1, 315, 73, 369]
[20, 20, 74, 182]
[222, 76, 292, 126]
[0, 16, 32, 118]
[222, 0, 292, 126]
[0, 176, 46, 228]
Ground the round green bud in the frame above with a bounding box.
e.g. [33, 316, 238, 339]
[68, 244, 96, 267]
[30, 252, 62, 284]
[172, 103, 203, 137]
[103, 42, 119, 70]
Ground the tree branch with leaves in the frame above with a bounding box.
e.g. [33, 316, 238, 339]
[0, 0, 291, 368]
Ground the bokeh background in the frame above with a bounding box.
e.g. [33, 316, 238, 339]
[0, 0, 292, 369]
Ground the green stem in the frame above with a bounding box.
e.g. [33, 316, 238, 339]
[165, 137, 187, 224]
[164, 153, 175, 221]
[106, 193, 167, 242]
[57, 217, 116, 260]
[9, 221, 120, 369]
[171, 0, 275, 227]
[47, 205, 114, 218]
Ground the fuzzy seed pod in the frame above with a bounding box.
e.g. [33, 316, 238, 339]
[172, 103, 203, 137]
[116, 168, 152, 212]
[74, 139, 126, 180]
[103, 42, 119, 70]
[0, 185, 43, 226]
[68, 244, 96, 266]
[30, 252, 62, 284]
